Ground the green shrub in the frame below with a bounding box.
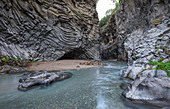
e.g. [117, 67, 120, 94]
[1, 58, 6, 62]
[29, 60, 37, 63]
[99, 15, 111, 28]
[17, 57, 21, 60]
[134, 54, 136, 57]
[149, 60, 170, 77]
[158, 58, 163, 62]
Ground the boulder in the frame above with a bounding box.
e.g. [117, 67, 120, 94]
[123, 76, 170, 107]
[18, 71, 72, 91]
[0, 65, 24, 74]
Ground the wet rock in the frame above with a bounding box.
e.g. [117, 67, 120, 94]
[123, 76, 170, 107]
[18, 71, 72, 91]
[120, 66, 143, 80]
[0, 65, 24, 74]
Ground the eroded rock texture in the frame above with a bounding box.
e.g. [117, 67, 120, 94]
[0, 0, 100, 61]
[118, 0, 170, 80]
[100, 0, 169, 61]
[18, 71, 72, 90]
[123, 76, 170, 107]
[116, 0, 170, 107]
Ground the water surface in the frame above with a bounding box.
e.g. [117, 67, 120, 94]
[0, 61, 160, 109]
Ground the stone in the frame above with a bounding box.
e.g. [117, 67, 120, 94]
[0, 66, 2, 70]
[0, 0, 100, 61]
[138, 70, 156, 78]
[120, 66, 132, 78]
[18, 71, 72, 91]
[0, 65, 25, 74]
[122, 76, 170, 107]
[0, 65, 11, 73]
[128, 66, 143, 80]
[162, 59, 169, 63]
[100, 0, 169, 63]
[156, 70, 167, 77]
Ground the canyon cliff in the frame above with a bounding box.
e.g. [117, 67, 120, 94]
[0, 0, 100, 61]
[100, 0, 169, 62]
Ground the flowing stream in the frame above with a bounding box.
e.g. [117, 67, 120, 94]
[0, 61, 160, 109]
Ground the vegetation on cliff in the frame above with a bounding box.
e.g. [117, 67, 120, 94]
[149, 61, 170, 77]
[99, 1, 120, 29]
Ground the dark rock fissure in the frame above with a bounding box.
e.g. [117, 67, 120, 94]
[58, 48, 86, 60]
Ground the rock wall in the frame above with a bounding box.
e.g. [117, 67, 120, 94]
[0, 0, 100, 61]
[118, 0, 170, 79]
[114, 0, 170, 106]
[100, 0, 169, 62]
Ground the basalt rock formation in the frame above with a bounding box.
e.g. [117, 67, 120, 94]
[113, 0, 170, 107]
[0, 0, 100, 61]
[117, 0, 170, 80]
[100, 0, 169, 62]
[100, 0, 170, 107]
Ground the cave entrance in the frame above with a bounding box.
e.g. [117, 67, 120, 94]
[58, 49, 86, 60]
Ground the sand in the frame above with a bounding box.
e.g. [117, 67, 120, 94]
[26, 60, 96, 71]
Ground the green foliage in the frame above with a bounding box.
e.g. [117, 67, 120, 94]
[149, 61, 170, 77]
[17, 57, 21, 60]
[1, 58, 7, 62]
[99, 15, 111, 28]
[134, 54, 136, 57]
[158, 58, 163, 62]
[94, 0, 99, 5]
[29, 60, 37, 63]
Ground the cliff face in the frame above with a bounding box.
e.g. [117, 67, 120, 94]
[100, 0, 169, 62]
[0, 0, 100, 61]
[117, 0, 170, 79]
[111, 0, 170, 106]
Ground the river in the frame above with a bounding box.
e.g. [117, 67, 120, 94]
[0, 61, 160, 109]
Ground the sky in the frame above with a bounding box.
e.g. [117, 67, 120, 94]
[96, 0, 115, 20]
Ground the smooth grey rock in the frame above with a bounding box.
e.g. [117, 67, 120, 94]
[128, 66, 143, 80]
[156, 70, 168, 77]
[120, 66, 130, 78]
[123, 76, 170, 107]
[18, 71, 72, 90]
[162, 59, 169, 63]
[139, 70, 156, 77]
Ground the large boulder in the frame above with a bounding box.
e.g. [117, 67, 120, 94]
[0, 0, 100, 61]
[122, 76, 170, 107]
[18, 71, 72, 90]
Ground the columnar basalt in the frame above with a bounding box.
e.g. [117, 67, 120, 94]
[100, 0, 169, 62]
[0, 0, 100, 61]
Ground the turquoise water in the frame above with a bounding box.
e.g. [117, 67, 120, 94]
[0, 61, 160, 109]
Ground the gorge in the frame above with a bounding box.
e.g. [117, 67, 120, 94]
[0, 0, 170, 109]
